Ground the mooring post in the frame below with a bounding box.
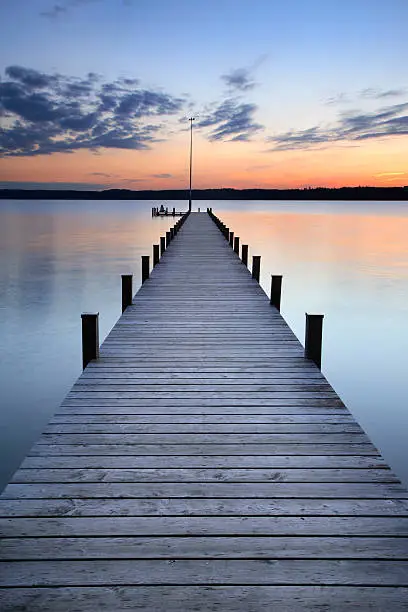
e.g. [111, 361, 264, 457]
[121, 274, 133, 313]
[141, 256, 150, 284]
[234, 236, 240, 254]
[81, 313, 99, 370]
[170, 227, 174, 240]
[252, 255, 261, 281]
[224, 227, 229, 240]
[153, 244, 160, 267]
[270, 275, 282, 311]
[229, 231, 234, 247]
[242, 245, 248, 266]
[305, 314, 324, 369]
[166, 231, 171, 247]
[172, 207, 175, 216]
[160, 236, 166, 256]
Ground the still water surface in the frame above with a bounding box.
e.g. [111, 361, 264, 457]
[0, 199, 407, 490]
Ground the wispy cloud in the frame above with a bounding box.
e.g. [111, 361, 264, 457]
[152, 173, 173, 179]
[374, 171, 407, 177]
[221, 67, 256, 92]
[360, 88, 407, 100]
[40, 4, 67, 19]
[268, 101, 408, 151]
[198, 98, 263, 141]
[0, 65, 186, 157]
[326, 88, 407, 106]
[40, 0, 131, 19]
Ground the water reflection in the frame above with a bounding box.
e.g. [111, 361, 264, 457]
[0, 199, 407, 490]
[0, 200, 175, 490]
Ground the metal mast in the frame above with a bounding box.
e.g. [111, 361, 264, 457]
[188, 117, 195, 212]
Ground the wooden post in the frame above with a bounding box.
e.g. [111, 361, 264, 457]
[153, 244, 160, 267]
[141, 255, 149, 283]
[81, 313, 99, 370]
[229, 231, 234, 247]
[242, 245, 248, 266]
[121, 274, 133, 313]
[234, 236, 240, 254]
[170, 227, 174, 240]
[270, 275, 282, 311]
[224, 227, 229, 240]
[160, 236, 165, 256]
[252, 255, 261, 281]
[166, 231, 171, 247]
[305, 314, 324, 369]
[172, 207, 175, 216]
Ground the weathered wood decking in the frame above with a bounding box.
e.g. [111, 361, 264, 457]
[1, 212, 408, 610]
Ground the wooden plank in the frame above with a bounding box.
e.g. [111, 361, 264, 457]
[36, 433, 371, 445]
[20, 454, 389, 469]
[49, 413, 356, 424]
[61, 398, 346, 406]
[2, 482, 406, 500]
[43, 423, 364, 434]
[2, 536, 408, 560]
[58, 404, 348, 413]
[10, 467, 397, 484]
[1, 586, 408, 612]
[1, 559, 408, 586]
[2, 498, 408, 518]
[2, 516, 408, 537]
[27, 443, 379, 455]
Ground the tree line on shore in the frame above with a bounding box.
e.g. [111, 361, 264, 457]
[1, 186, 407, 200]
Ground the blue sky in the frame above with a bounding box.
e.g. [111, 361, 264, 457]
[0, 0, 407, 189]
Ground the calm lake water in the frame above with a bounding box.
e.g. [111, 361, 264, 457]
[0, 199, 407, 490]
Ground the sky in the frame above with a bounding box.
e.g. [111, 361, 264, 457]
[0, 0, 407, 190]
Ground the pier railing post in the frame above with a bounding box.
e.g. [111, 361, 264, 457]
[170, 227, 174, 240]
[229, 231, 234, 247]
[305, 314, 324, 369]
[234, 236, 240, 254]
[153, 244, 160, 267]
[81, 313, 99, 370]
[141, 256, 150, 284]
[270, 275, 282, 311]
[242, 245, 248, 266]
[166, 231, 171, 247]
[160, 236, 165, 256]
[121, 274, 133, 313]
[252, 255, 261, 282]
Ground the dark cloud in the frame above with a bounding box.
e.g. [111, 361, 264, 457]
[116, 90, 182, 118]
[5, 66, 58, 89]
[198, 98, 263, 141]
[268, 102, 408, 151]
[221, 67, 256, 92]
[0, 65, 186, 157]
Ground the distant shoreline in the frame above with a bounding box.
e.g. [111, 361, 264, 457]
[1, 186, 408, 201]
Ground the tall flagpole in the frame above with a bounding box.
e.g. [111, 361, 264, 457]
[188, 117, 195, 212]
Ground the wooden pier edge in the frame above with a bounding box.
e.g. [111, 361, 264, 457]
[0, 210, 407, 611]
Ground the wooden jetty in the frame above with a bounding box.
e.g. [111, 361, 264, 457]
[1, 211, 408, 611]
[152, 205, 185, 217]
